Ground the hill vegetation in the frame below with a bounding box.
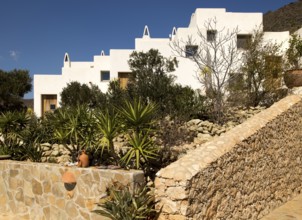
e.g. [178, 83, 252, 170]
[263, 0, 302, 33]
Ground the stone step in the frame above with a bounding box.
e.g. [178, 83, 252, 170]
[261, 193, 302, 220]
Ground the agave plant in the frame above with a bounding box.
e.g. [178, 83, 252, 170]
[19, 116, 49, 162]
[118, 98, 157, 133]
[0, 111, 46, 161]
[94, 183, 156, 220]
[51, 105, 98, 161]
[0, 111, 30, 157]
[95, 109, 120, 165]
[121, 132, 158, 169]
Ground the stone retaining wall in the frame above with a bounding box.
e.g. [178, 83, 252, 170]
[155, 95, 302, 219]
[0, 161, 145, 220]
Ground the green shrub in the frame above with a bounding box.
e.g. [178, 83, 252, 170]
[60, 81, 107, 108]
[94, 182, 156, 220]
[286, 34, 302, 69]
[95, 109, 120, 165]
[50, 105, 98, 161]
[0, 111, 46, 161]
[118, 98, 157, 133]
[120, 132, 158, 169]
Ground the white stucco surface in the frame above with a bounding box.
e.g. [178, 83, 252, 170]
[34, 8, 291, 117]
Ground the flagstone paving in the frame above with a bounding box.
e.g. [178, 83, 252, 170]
[1, 194, 301, 219]
[0, 213, 27, 220]
[261, 193, 302, 220]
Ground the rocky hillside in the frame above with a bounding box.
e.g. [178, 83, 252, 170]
[263, 0, 302, 33]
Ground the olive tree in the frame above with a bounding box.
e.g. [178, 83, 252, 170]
[127, 49, 204, 119]
[229, 29, 285, 107]
[0, 69, 32, 112]
[286, 34, 302, 69]
[60, 81, 106, 109]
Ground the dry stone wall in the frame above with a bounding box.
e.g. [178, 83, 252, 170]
[0, 161, 145, 220]
[155, 95, 302, 220]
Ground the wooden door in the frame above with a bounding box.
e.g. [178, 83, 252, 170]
[41, 94, 57, 116]
[118, 72, 132, 89]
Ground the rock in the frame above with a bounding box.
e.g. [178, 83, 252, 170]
[196, 133, 212, 142]
[62, 150, 70, 155]
[290, 86, 302, 95]
[189, 125, 198, 131]
[187, 119, 202, 126]
[51, 150, 59, 156]
[216, 128, 226, 135]
[57, 155, 71, 163]
[211, 127, 218, 135]
[52, 144, 59, 151]
[44, 151, 52, 157]
[200, 120, 213, 126]
[32, 179, 43, 195]
[202, 130, 210, 134]
[59, 145, 65, 151]
[226, 121, 236, 128]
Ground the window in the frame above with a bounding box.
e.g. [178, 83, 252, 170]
[207, 30, 217, 42]
[237, 34, 251, 49]
[101, 71, 110, 81]
[185, 45, 198, 57]
[50, 104, 56, 110]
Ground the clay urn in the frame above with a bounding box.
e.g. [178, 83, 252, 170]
[62, 171, 77, 191]
[284, 69, 302, 89]
[77, 150, 89, 168]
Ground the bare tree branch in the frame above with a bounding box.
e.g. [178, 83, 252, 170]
[170, 18, 240, 122]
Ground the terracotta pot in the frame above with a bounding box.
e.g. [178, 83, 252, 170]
[62, 171, 77, 192]
[77, 150, 89, 168]
[284, 69, 302, 89]
[62, 171, 76, 183]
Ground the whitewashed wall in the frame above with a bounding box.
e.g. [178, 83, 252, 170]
[34, 8, 290, 117]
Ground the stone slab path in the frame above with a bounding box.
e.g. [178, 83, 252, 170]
[0, 214, 21, 220]
[261, 194, 302, 220]
[1, 194, 301, 220]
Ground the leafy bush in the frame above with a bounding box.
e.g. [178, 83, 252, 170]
[127, 49, 204, 120]
[0, 111, 46, 161]
[228, 29, 286, 107]
[60, 81, 107, 109]
[94, 182, 156, 220]
[0, 69, 32, 112]
[49, 105, 98, 161]
[286, 34, 302, 69]
[106, 80, 131, 108]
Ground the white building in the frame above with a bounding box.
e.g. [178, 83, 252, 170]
[34, 8, 290, 117]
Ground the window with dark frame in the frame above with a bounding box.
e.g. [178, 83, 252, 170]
[50, 104, 56, 110]
[237, 34, 252, 50]
[207, 30, 217, 42]
[185, 45, 198, 58]
[101, 71, 110, 81]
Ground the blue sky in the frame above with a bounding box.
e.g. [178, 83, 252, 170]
[0, 0, 296, 98]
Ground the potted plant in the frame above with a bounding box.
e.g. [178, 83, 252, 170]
[284, 34, 302, 88]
